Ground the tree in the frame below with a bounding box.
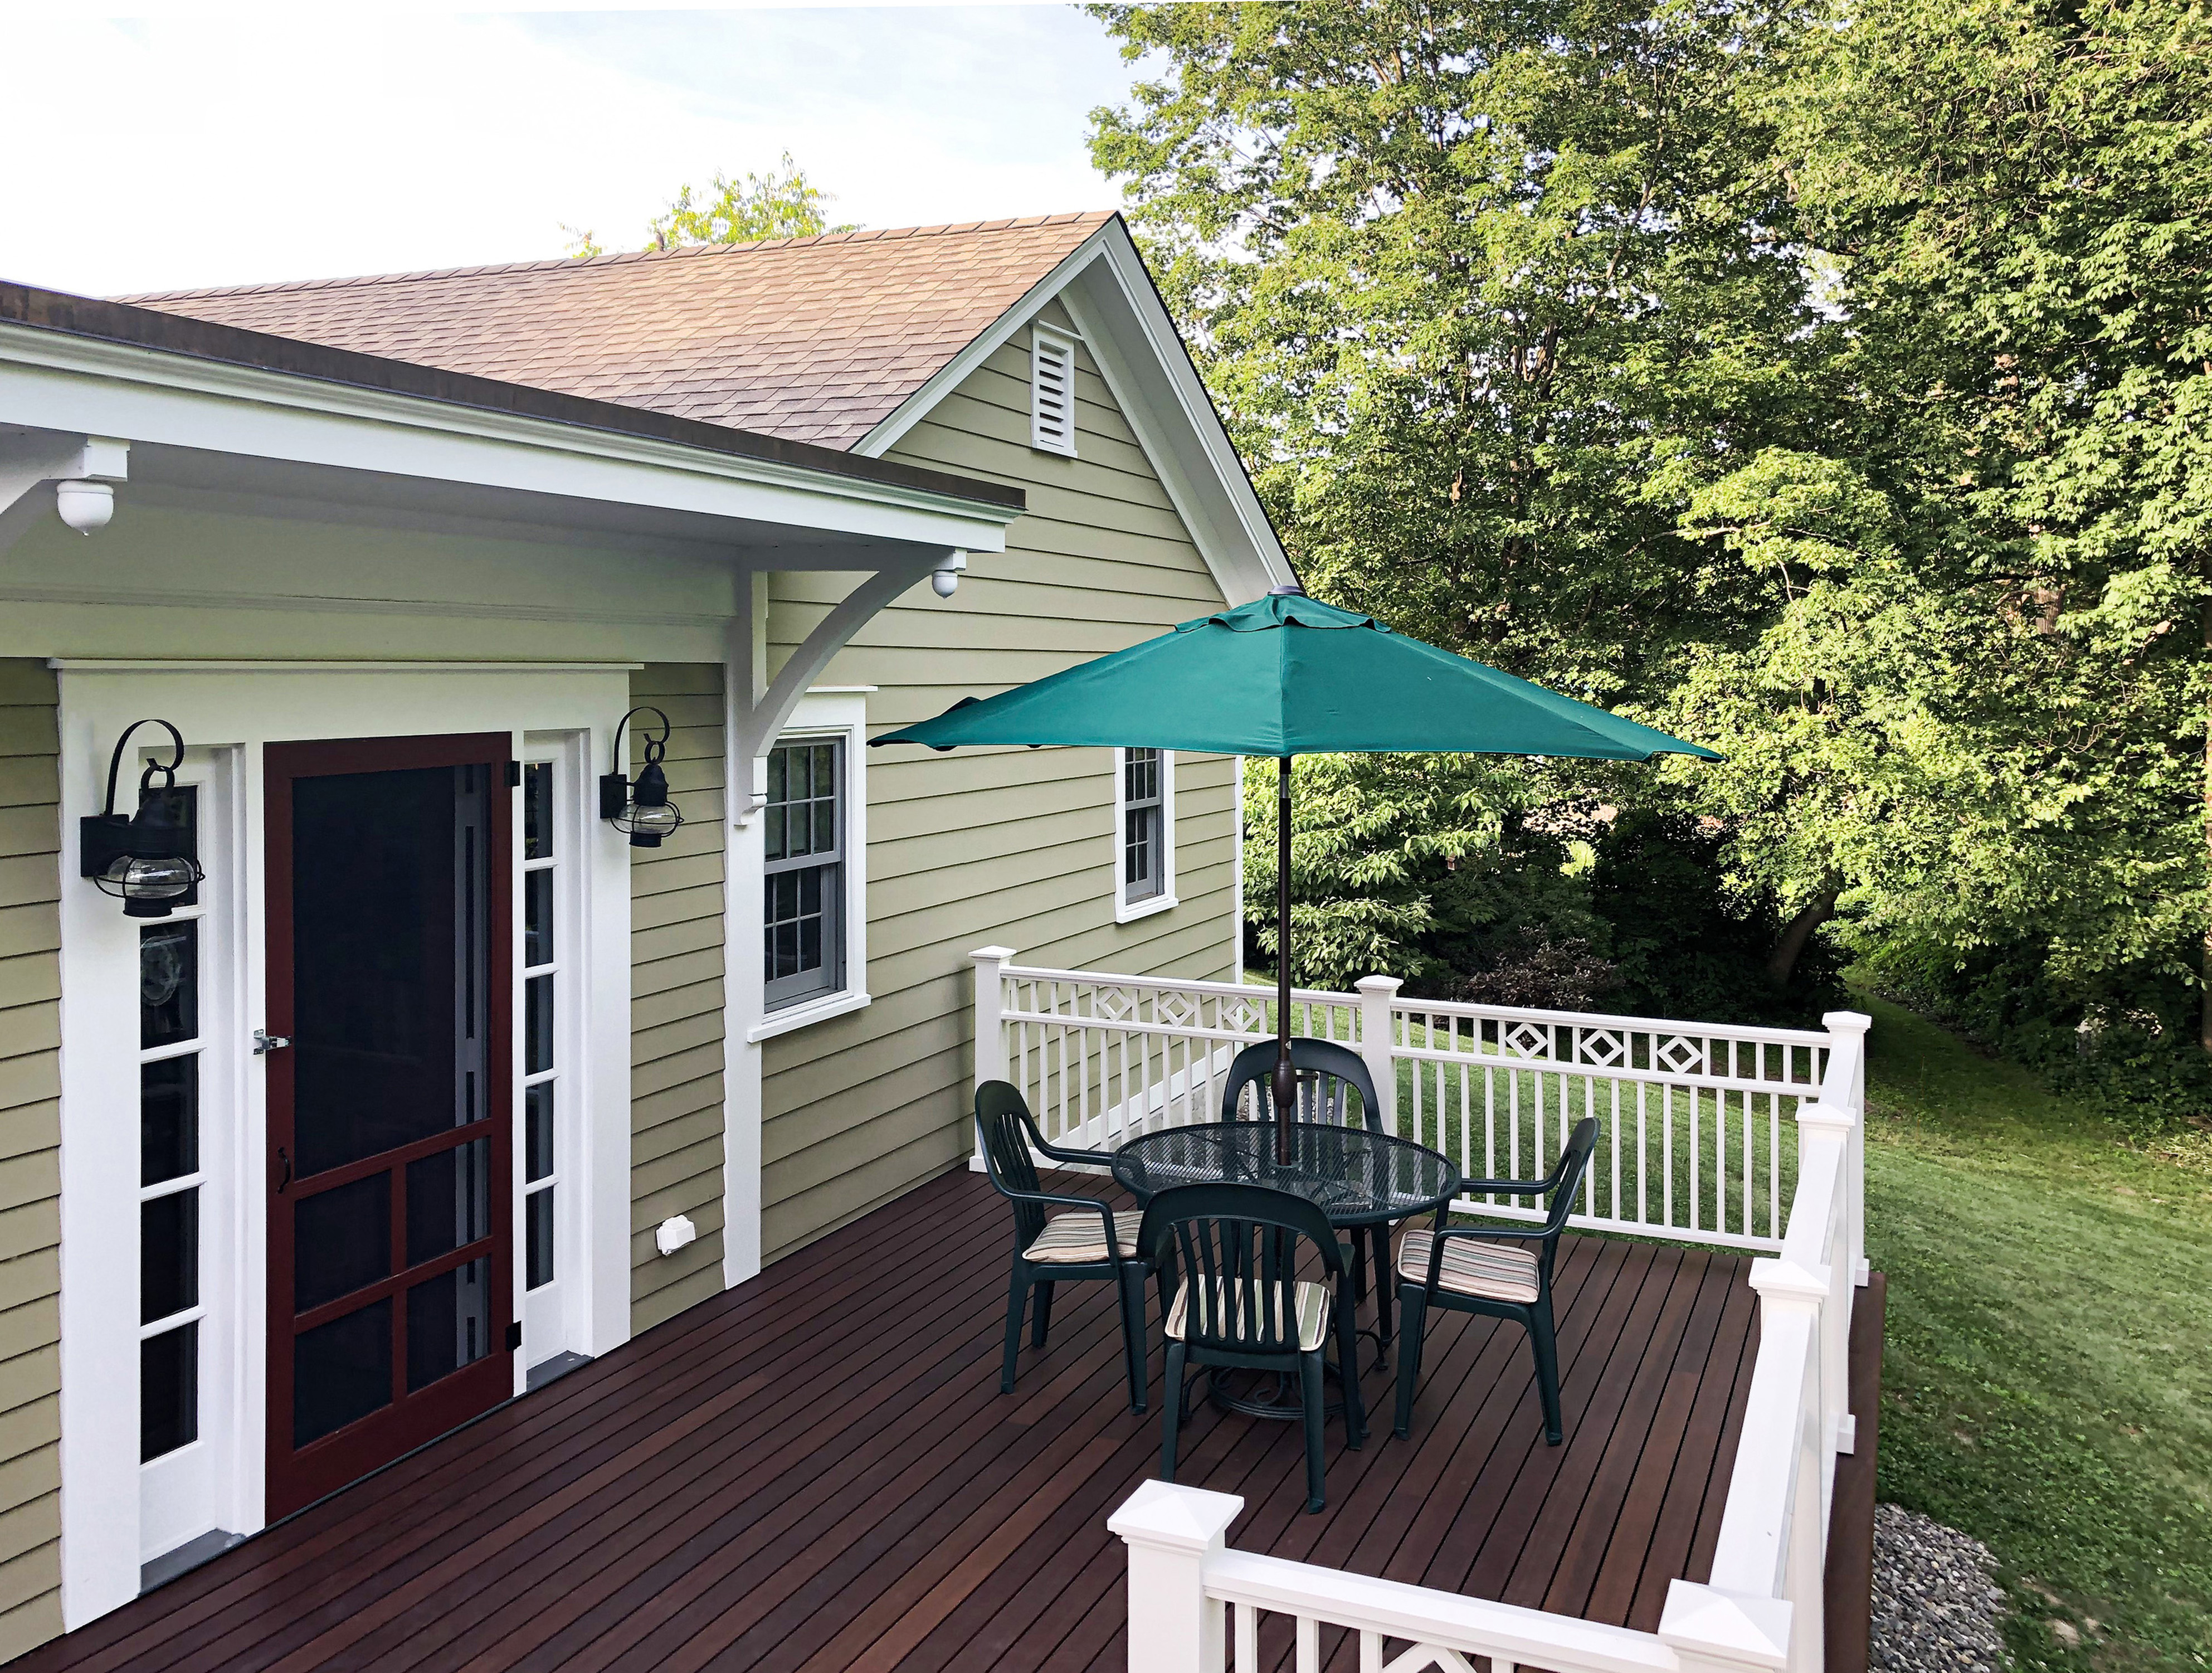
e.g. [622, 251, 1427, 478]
[1767, 0, 2212, 1041]
[1088, 0, 2212, 1077]
[1086, 0, 1855, 992]
[564, 153, 855, 259]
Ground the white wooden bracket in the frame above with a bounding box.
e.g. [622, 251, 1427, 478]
[730, 550, 947, 822]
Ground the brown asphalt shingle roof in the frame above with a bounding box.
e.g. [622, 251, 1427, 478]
[121, 213, 1115, 451]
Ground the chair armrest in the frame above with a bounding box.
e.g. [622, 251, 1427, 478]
[1451, 1176, 1550, 1197]
[1429, 1222, 1554, 1243]
[1032, 1135, 1112, 1169]
[1016, 1107, 1114, 1170]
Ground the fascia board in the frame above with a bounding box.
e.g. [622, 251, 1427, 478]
[852, 223, 1122, 462]
[854, 218, 1293, 605]
[0, 324, 1017, 553]
[1059, 247, 1290, 604]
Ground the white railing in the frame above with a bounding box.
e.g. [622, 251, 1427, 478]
[970, 948, 1847, 1253]
[1099, 1006, 1871, 1673]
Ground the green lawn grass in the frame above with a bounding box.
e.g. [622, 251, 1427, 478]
[1860, 989, 2212, 1672]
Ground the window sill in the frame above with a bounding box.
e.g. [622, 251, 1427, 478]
[748, 989, 872, 1043]
[1114, 893, 1177, 926]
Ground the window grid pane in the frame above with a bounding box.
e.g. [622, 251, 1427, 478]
[141, 1055, 199, 1186]
[141, 1322, 198, 1462]
[140, 920, 199, 1051]
[523, 763, 554, 861]
[525, 1189, 555, 1290]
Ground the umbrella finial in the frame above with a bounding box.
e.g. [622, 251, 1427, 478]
[1268, 581, 1307, 597]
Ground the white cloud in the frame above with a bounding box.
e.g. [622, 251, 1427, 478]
[0, 5, 1141, 298]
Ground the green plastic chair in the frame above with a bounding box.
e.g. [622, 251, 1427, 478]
[1141, 1181, 1366, 1514]
[975, 1081, 1152, 1413]
[1392, 1116, 1599, 1446]
[1219, 1037, 1391, 1324]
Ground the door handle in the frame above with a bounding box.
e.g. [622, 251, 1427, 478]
[275, 1146, 291, 1195]
[254, 1029, 290, 1055]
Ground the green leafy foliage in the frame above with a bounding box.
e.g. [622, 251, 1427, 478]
[563, 153, 856, 259]
[1091, 0, 2212, 1076]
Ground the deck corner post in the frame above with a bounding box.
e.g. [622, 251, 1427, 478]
[1659, 1579, 1796, 1673]
[1355, 974, 1402, 1136]
[969, 945, 1016, 1170]
[1108, 1480, 1242, 1673]
[1818, 1010, 1872, 1288]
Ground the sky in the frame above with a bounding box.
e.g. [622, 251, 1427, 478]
[0, 3, 1144, 299]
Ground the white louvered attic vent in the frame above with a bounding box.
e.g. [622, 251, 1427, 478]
[1030, 327, 1078, 456]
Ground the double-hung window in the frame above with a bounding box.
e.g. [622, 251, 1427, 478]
[763, 738, 845, 1009]
[1116, 747, 1175, 920]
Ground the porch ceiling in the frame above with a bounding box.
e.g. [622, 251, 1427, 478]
[17, 1171, 1775, 1673]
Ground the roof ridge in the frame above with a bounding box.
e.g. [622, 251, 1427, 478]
[118, 209, 1120, 304]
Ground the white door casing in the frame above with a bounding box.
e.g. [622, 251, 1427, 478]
[55, 662, 635, 1626]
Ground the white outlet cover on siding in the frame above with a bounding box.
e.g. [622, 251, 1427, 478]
[1030, 327, 1078, 456]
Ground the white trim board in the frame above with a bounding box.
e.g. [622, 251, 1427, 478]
[0, 325, 1020, 554]
[52, 659, 646, 674]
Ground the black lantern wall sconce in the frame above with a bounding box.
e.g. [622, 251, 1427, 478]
[79, 719, 204, 919]
[600, 707, 685, 849]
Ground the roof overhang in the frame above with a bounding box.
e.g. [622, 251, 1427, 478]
[0, 281, 1024, 558]
[851, 216, 1293, 605]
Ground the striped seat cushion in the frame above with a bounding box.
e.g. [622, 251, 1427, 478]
[1165, 1278, 1331, 1353]
[1397, 1230, 1542, 1305]
[1022, 1209, 1143, 1265]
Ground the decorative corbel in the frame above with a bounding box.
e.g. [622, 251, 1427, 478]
[731, 550, 954, 822]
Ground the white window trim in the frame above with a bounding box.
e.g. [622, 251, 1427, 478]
[747, 689, 870, 1043]
[1030, 324, 1079, 457]
[1114, 746, 1177, 923]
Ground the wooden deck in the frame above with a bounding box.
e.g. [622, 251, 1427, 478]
[14, 1168, 1825, 1673]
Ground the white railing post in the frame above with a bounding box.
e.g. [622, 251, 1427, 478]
[1659, 1581, 1794, 1673]
[1109, 1480, 1243, 1673]
[1820, 1011, 1871, 1287]
[1356, 974, 1403, 1136]
[1794, 1105, 1857, 1459]
[969, 946, 1016, 1171]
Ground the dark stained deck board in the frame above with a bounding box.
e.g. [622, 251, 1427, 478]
[8, 1168, 1843, 1673]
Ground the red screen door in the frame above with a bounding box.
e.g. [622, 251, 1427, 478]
[264, 733, 514, 1520]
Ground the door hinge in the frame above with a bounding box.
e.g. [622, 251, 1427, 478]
[253, 1029, 291, 1055]
[505, 1320, 522, 1352]
[505, 760, 522, 789]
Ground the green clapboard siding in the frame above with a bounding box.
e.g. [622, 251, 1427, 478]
[629, 664, 728, 1331]
[759, 307, 1243, 1263]
[0, 660, 60, 1661]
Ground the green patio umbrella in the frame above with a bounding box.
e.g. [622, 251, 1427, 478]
[873, 586, 1719, 1159]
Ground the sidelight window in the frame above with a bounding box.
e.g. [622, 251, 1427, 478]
[137, 790, 202, 1462]
[522, 761, 559, 1292]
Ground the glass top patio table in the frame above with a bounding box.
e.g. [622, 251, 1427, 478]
[1109, 1120, 1461, 1228]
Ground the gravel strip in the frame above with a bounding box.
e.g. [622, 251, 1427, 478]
[1870, 1502, 2008, 1673]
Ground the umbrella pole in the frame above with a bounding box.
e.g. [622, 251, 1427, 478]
[1273, 753, 1296, 1165]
